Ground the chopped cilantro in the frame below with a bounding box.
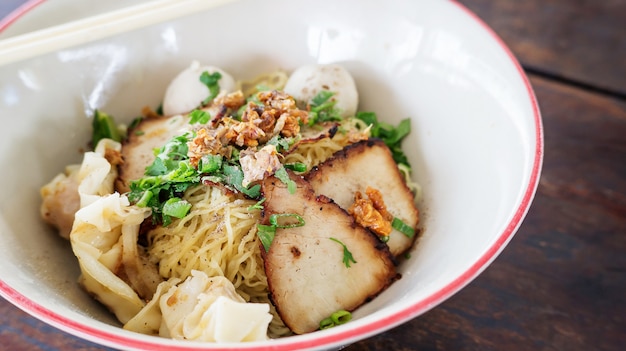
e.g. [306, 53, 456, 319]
[329, 237, 357, 268]
[247, 198, 266, 211]
[257, 224, 276, 252]
[267, 135, 296, 153]
[198, 154, 223, 174]
[222, 164, 261, 198]
[145, 133, 191, 176]
[356, 111, 411, 168]
[189, 109, 211, 124]
[256, 212, 305, 252]
[128, 133, 200, 224]
[308, 90, 343, 125]
[274, 166, 297, 194]
[199, 71, 222, 105]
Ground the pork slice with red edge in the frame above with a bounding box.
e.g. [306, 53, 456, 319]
[260, 171, 397, 334]
[305, 139, 419, 257]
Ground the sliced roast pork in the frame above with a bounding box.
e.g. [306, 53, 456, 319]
[306, 139, 419, 257]
[260, 172, 397, 334]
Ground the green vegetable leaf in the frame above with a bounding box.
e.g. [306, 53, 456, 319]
[145, 133, 192, 176]
[257, 224, 276, 252]
[356, 111, 412, 169]
[256, 212, 305, 252]
[266, 135, 296, 153]
[274, 166, 296, 194]
[92, 109, 122, 147]
[354, 111, 377, 126]
[198, 154, 223, 174]
[128, 132, 200, 225]
[308, 90, 343, 125]
[222, 164, 261, 198]
[189, 109, 211, 124]
[144, 157, 168, 176]
[329, 237, 357, 268]
[247, 198, 266, 211]
[200, 71, 222, 105]
[311, 90, 335, 106]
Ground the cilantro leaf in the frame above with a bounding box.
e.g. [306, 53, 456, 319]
[128, 133, 199, 225]
[189, 109, 211, 124]
[308, 90, 343, 125]
[256, 212, 305, 252]
[329, 237, 357, 268]
[247, 198, 266, 211]
[356, 111, 412, 169]
[257, 224, 276, 252]
[269, 213, 305, 228]
[222, 164, 261, 198]
[200, 71, 222, 105]
[266, 135, 296, 153]
[274, 166, 296, 194]
[198, 154, 223, 174]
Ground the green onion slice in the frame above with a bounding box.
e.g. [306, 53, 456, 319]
[284, 162, 307, 173]
[162, 198, 192, 219]
[392, 217, 415, 238]
[318, 310, 352, 330]
[269, 213, 305, 228]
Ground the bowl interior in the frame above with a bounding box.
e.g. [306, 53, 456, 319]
[0, 0, 540, 349]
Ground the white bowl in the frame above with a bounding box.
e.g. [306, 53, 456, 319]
[0, 0, 542, 350]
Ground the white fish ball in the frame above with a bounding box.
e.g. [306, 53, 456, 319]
[162, 61, 236, 116]
[284, 64, 358, 118]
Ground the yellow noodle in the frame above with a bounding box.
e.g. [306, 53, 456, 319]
[238, 70, 289, 98]
[146, 185, 292, 337]
[284, 117, 371, 171]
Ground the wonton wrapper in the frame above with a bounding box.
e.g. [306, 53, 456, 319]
[68, 139, 151, 323]
[126, 270, 272, 342]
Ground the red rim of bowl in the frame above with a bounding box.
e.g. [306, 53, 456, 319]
[0, 0, 544, 350]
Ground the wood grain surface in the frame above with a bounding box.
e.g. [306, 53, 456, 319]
[1, 1, 625, 350]
[458, 0, 626, 96]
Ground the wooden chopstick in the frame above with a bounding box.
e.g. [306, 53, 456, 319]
[0, 0, 236, 66]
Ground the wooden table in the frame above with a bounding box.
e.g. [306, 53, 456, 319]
[1, 1, 624, 350]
